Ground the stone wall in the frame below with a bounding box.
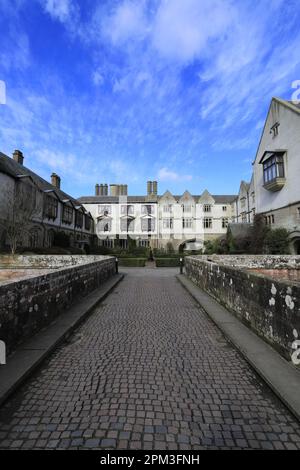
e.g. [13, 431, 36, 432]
[0, 254, 117, 269]
[0, 256, 115, 355]
[185, 255, 300, 365]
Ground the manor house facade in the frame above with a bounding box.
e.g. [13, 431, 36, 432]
[79, 184, 237, 251]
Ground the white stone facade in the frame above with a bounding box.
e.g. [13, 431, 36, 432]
[80, 190, 236, 251]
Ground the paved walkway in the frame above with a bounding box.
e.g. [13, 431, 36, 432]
[0, 268, 300, 450]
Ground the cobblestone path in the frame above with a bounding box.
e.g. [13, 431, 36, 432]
[0, 268, 300, 450]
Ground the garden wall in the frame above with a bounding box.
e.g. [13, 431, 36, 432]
[185, 255, 300, 365]
[0, 256, 115, 355]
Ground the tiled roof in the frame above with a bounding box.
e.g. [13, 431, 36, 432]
[0, 152, 83, 207]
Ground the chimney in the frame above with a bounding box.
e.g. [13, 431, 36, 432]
[110, 184, 118, 197]
[13, 150, 24, 165]
[153, 181, 158, 195]
[51, 173, 61, 189]
[147, 181, 152, 196]
[95, 184, 100, 196]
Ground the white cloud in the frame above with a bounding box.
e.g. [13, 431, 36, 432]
[158, 167, 192, 182]
[102, 0, 149, 46]
[43, 0, 75, 23]
[152, 0, 233, 64]
[93, 69, 104, 86]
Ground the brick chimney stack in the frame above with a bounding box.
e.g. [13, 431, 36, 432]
[13, 150, 24, 165]
[51, 173, 61, 189]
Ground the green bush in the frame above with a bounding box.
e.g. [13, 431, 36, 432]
[264, 228, 290, 254]
[183, 250, 203, 256]
[204, 238, 229, 255]
[68, 247, 86, 255]
[90, 245, 149, 257]
[118, 258, 147, 267]
[155, 258, 181, 267]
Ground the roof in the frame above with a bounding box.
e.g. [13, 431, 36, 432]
[79, 194, 238, 204]
[278, 98, 300, 114]
[0, 151, 90, 213]
[253, 97, 300, 164]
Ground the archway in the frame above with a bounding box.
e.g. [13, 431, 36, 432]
[294, 239, 300, 255]
[289, 231, 300, 255]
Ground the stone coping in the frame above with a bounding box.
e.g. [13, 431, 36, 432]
[188, 254, 300, 270]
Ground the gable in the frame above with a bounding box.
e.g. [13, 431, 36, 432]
[198, 190, 215, 205]
[254, 97, 300, 165]
[159, 190, 177, 203]
[179, 190, 194, 203]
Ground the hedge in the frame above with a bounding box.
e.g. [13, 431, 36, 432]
[155, 258, 181, 267]
[118, 258, 147, 267]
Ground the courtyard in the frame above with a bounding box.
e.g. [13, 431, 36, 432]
[0, 267, 299, 450]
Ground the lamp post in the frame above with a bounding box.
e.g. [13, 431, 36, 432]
[180, 257, 184, 275]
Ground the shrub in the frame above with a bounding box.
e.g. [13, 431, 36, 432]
[264, 228, 290, 254]
[204, 238, 228, 255]
[68, 247, 86, 255]
[89, 246, 112, 255]
[155, 258, 181, 267]
[118, 258, 147, 267]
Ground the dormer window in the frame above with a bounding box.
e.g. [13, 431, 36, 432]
[270, 122, 280, 138]
[260, 151, 286, 191]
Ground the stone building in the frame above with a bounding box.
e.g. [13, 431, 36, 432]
[0, 150, 94, 252]
[233, 177, 255, 224]
[233, 97, 300, 254]
[253, 98, 300, 254]
[79, 182, 237, 251]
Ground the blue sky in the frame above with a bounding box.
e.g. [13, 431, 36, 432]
[1, 0, 300, 198]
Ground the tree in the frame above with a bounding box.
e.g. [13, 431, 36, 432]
[250, 214, 270, 254]
[0, 179, 40, 255]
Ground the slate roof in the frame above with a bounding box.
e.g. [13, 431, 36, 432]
[0, 151, 84, 207]
[78, 194, 237, 204]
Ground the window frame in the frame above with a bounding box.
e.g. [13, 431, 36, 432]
[203, 218, 212, 229]
[203, 204, 212, 213]
[263, 154, 285, 185]
[182, 218, 193, 229]
[44, 195, 58, 220]
[62, 204, 73, 225]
